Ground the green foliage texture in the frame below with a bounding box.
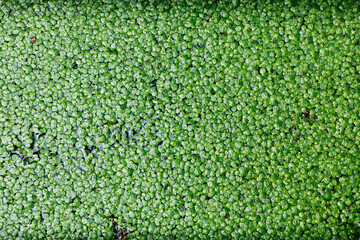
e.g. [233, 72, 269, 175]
[0, 0, 360, 239]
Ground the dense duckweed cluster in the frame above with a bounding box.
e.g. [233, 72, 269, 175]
[0, 0, 360, 239]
